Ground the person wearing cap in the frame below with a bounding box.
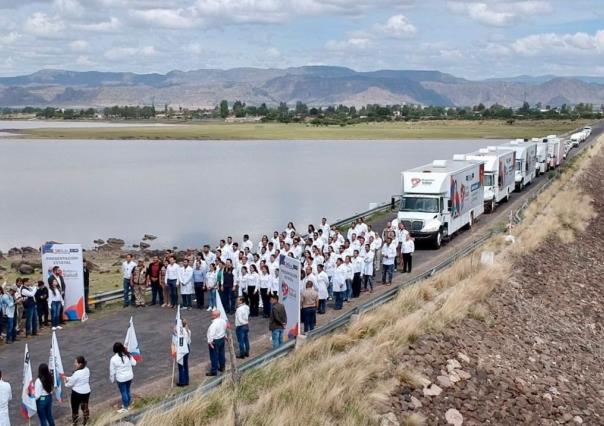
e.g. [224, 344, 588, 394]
[131, 260, 148, 307]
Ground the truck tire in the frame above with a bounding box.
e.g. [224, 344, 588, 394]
[489, 199, 495, 213]
[433, 230, 442, 249]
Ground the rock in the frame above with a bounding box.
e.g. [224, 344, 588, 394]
[534, 336, 545, 345]
[456, 370, 472, 380]
[542, 393, 553, 402]
[417, 377, 432, 388]
[423, 384, 443, 397]
[107, 238, 125, 246]
[21, 246, 38, 254]
[572, 416, 583, 424]
[380, 412, 400, 426]
[445, 408, 464, 425]
[437, 375, 452, 388]
[410, 396, 422, 409]
[93, 239, 105, 245]
[0, 265, 6, 271]
[8, 247, 22, 256]
[132, 244, 139, 249]
[447, 359, 462, 372]
[18, 264, 34, 274]
[143, 234, 157, 241]
[562, 413, 573, 422]
[457, 352, 470, 364]
[139, 242, 150, 249]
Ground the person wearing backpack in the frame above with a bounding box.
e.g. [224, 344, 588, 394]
[20, 278, 38, 337]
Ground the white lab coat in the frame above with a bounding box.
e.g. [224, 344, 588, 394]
[179, 266, 194, 295]
[0, 379, 11, 426]
[333, 264, 348, 292]
[316, 271, 329, 300]
[363, 250, 375, 276]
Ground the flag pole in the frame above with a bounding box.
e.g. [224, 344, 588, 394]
[171, 358, 176, 389]
[226, 326, 240, 426]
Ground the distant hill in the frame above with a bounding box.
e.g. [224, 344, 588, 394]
[0, 66, 603, 108]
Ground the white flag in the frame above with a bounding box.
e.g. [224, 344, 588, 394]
[124, 316, 142, 362]
[21, 344, 37, 419]
[171, 306, 189, 366]
[214, 290, 228, 323]
[49, 331, 65, 402]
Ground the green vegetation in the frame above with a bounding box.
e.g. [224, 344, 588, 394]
[21, 119, 590, 140]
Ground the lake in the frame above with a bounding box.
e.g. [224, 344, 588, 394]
[0, 138, 500, 250]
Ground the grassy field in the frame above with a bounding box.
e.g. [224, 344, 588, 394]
[21, 119, 590, 140]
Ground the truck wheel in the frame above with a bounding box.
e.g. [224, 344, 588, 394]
[489, 200, 495, 213]
[506, 190, 510, 202]
[433, 230, 442, 249]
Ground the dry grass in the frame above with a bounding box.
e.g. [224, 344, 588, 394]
[108, 136, 602, 426]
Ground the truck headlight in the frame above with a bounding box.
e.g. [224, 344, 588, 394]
[422, 221, 441, 233]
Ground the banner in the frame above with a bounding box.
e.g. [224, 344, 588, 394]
[49, 331, 65, 402]
[41, 243, 85, 320]
[21, 344, 37, 420]
[278, 255, 301, 341]
[124, 316, 142, 362]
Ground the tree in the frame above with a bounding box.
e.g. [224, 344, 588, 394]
[219, 100, 229, 119]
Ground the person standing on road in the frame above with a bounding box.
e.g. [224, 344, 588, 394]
[131, 260, 148, 307]
[48, 279, 64, 330]
[206, 310, 227, 376]
[269, 294, 287, 349]
[177, 320, 191, 387]
[332, 258, 347, 310]
[402, 235, 415, 273]
[121, 255, 136, 308]
[300, 281, 319, 333]
[395, 222, 409, 271]
[193, 259, 207, 310]
[146, 256, 164, 307]
[3, 287, 16, 343]
[65, 356, 91, 426]
[0, 370, 12, 425]
[221, 260, 236, 314]
[235, 297, 250, 358]
[36, 280, 49, 328]
[316, 264, 329, 314]
[362, 244, 375, 293]
[35, 363, 55, 426]
[381, 237, 396, 285]
[259, 265, 272, 318]
[179, 259, 194, 310]
[109, 342, 137, 413]
[160, 259, 169, 308]
[343, 256, 353, 302]
[351, 250, 363, 298]
[20, 278, 38, 337]
[165, 256, 180, 308]
[206, 263, 218, 311]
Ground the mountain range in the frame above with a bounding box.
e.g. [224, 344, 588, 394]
[1, 66, 603, 109]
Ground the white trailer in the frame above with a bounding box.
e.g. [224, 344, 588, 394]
[531, 138, 549, 174]
[570, 132, 586, 147]
[398, 159, 485, 249]
[544, 135, 563, 168]
[460, 147, 515, 213]
[499, 140, 538, 191]
[583, 126, 592, 138]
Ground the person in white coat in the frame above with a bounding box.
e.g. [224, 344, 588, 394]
[316, 264, 329, 314]
[381, 237, 397, 285]
[362, 244, 375, 293]
[402, 234, 415, 273]
[0, 371, 11, 426]
[332, 258, 347, 310]
[179, 259, 194, 310]
[109, 342, 137, 413]
[65, 356, 91, 425]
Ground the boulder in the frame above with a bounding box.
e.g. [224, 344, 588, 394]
[143, 234, 157, 241]
[139, 242, 151, 249]
[21, 246, 38, 254]
[8, 247, 22, 256]
[107, 238, 125, 246]
[445, 408, 464, 426]
[437, 375, 453, 388]
[93, 239, 105, 245]
[132, 244, 139, 249]
[423, 384, 442, 397]
[19, 264, 34, 274]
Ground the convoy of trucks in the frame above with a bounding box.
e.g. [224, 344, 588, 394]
[397, 125, 594, 249]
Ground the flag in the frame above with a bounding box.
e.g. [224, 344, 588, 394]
[49, 331, 66, 402]
[124, 316, 142, 362]
[171, 306, 189, 366]
[214, 289, 229, 323]
[21, 344, 37, 420]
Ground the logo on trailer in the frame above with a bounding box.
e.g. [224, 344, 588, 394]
[411, 178, 421, 188]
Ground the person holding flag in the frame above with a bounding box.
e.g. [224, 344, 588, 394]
[34, 363, 55, 426]
[171, 306, 190, 387]
[65, 356, 91, 426]
[109, 342, 137, 414]
[21, 344, 37, 422]
[176, 319, 191, 387]
[49, 331, 65, 404]
[124, 317, 142, 362]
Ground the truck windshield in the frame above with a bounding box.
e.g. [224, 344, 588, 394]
[515, 159, 523, 171]
[484, 173, 494, 187]
[400, 197, 439, 213]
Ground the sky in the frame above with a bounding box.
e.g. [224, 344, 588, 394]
[0, 0, 602, 79]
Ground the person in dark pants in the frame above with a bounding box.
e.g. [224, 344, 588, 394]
[351, 250, 363, 298]
[146, 256, 163, 306]
[235, 297, 250, 358]
[206, 310, 227, 376]
[121, 255, 136, 308]
[21, 278, 38, 336]
[35, 280, 49, 327]
[269, 294, 287, 349]
[83, 261, 91, 314]
[47, 267, 66, 324]
[65, 356, 91, 426]
[220, 260, 236, 314]
[402, 234, 415, 273]
[177, 320, 191, 386]
[300, 281, 319, 333]
[192, 260, 206, 310]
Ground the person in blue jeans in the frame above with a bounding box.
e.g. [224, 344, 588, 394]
[269, 294, 287, 349]
[35, 363, 55, 426]
[122, 254, 136, 307]
[3, 287, 16, 343]
[206, 310, 227, 376]
[235, 297, 250, 358]
[21, 278, 38, 336]
[110, 342, 137, 413]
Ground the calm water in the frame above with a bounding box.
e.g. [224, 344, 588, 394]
[0, 120, 175, 130]
[0, 138, 499, 250]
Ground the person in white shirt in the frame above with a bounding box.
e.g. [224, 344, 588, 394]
[395, 222, 409, 271]
[65, 356, 91, 425]
[235, 297, 250, 358]
[316, 264, 329, 314]
[242, 234, 254, 251]
[165, 256, 180, 308]
[121, 254, 137, 307]
[381, 237, 397, 285]
[270, 269, 280, 295]
[206, 310, 227, 376]
[324, 251, 336, 300]
[178, 259, 194, 310]
[362, 244, 375, 293]
[35, 363, 55, 426]
[371, 234, 383, 272]
[247, 265, 261, 317]
[109, 342, 137, 413]
[0, 371, 12, 426]
[205, 263, 218, 311]
[202, 245, 216, 266]
[48, 279, 64, 330]
[332, 258, 347, 310]
[343, 256, 353, 301]
[259, 265, 272, 318]
[320, 217, 330, 241]
[177, 320, 192, 387]
[351, 250, 364, 298]
[20, 278, 38, 337]
[402, 234, 415, 273]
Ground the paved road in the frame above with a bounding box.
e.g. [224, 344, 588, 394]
[2, 121, 602, 424]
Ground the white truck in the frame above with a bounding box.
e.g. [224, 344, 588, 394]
[570, 131, 586, 147]
[398, 159, 485, 249]
[544, 135, 563, 168]
[499, 140, 538, 191]
[460, 147, 515, 213]
[583, 126, 592, 138]
[531, 138, 549, 174]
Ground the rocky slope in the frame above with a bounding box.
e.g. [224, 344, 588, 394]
[386, 147, 604, 424]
